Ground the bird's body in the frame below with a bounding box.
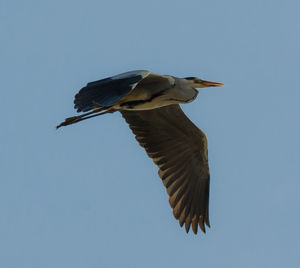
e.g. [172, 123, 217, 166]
[57, 70, 224, 234]
[116, 73, 198, 110]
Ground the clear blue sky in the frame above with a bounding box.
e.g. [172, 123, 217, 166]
[1, 0, 300, 267]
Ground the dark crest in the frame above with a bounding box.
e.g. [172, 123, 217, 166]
[185, 77, 196, 80]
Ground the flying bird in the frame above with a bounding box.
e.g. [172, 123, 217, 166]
[57, 70, 224, 234]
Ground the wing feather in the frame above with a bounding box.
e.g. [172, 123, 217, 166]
[121, 104, 210, 234]
[74, 70, 151, 112]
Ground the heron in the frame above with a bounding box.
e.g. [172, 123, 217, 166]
[57, 70, 224, 234]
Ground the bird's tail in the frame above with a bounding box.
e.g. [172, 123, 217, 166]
[56, 106, 114, 129]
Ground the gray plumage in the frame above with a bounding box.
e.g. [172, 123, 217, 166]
[57, 70, 224, 234]
[74, 71, 150, 111]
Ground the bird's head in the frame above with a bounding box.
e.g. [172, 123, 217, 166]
[184, 77, 224, 89]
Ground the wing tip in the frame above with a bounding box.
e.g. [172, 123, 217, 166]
[178, 214, 210, 235]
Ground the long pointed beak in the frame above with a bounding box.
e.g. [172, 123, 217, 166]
[200, 80, 224, 87]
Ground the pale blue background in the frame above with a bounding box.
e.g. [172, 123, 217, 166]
[1, 0, 300, 267]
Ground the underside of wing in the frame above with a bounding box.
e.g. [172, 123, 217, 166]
[121, 104, 210, 234]
[74, 70, 151, 112]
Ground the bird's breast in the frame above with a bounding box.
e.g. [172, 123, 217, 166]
[114, 84, 198, 111]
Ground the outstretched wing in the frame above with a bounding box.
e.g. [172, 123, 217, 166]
[121, 104, 210, 234]
[74, 70, 151, 112]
